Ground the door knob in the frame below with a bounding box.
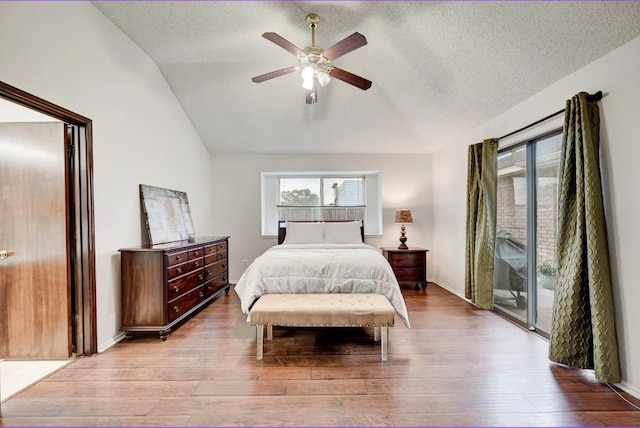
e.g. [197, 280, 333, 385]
[0, 249, 13, 259]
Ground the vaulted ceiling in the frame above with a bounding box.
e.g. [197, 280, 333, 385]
[92, 1, 640, 155]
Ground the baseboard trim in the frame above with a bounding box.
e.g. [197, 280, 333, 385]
[97, 331, 126, 353]
[429, 279, 469, 301]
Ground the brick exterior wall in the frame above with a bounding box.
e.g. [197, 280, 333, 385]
[497, 153, 559, 261]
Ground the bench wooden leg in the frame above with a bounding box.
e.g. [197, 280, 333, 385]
[256, 325, 264, 360]
[381, 326, 388, 361]
[374, 326, 380, 342]
[267, 325, 273, 341]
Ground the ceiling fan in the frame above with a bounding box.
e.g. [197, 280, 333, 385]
[251, 14, 372, 104]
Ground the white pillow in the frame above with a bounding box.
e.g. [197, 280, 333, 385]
[323, 221, 362, 244]
[283, 222, 324, 244]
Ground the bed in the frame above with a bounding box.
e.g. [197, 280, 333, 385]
[234, 220, 410, 328]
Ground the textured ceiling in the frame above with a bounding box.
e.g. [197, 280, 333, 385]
[92, 1, 640, 155]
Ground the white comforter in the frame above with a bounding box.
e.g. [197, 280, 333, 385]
[234, 243, 410, 327]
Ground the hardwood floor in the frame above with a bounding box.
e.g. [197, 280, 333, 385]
[1, 284, 639, 426]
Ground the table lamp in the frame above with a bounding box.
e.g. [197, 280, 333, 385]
[394, 209, 413, 250]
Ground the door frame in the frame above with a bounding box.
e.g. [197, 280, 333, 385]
[0, 80, 97, 356]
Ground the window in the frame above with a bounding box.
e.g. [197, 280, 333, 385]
[279, 176, 364, 206]
[261, 171, 382, 236]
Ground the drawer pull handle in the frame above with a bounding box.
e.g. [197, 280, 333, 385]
[173, 286, 179, 293]
[176, 255, 182, 261]
[222, 263, 227, 268]
[206, 270, 212, 276]
[198, 292, 204, 298]
[195, 251, 200, 256]
[198, 274, 204, 281]
[0, 249, 13, 259]
[177, 267, 182, 274]
[207, 285, 212, 290]
[223, 277, 227, 282]
[173, 306, 179, 313]
[195, 262, 200, 267]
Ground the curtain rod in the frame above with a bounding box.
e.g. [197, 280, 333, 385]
[496, 91, 603, 142]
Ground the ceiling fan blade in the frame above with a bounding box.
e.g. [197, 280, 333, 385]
[323, 32, 367, 61]
[252, 66, 298, 83]
[262, 32, 305, 57]
[329, 67, 372, 90]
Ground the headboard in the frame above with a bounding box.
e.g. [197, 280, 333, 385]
[278, 220, 365, 245]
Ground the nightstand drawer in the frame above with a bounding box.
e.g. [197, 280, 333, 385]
[388, 253, 424, 267]
[393, 267, 425, 281]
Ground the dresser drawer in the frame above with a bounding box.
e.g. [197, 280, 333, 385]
[168, 285, 204, 322]
[168, 269, 204, 301]
[204, 241, 227, 255]
[205, 252, 227, 265]
[204, 273, 228, 297]
[166, 250, 190, 266]
[389, 253, 424, 267]
[205, 259, 227, 280]
[167, 259, 203, 281]
[189, 248, 204, 260]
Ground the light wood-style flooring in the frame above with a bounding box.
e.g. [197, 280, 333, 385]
[1, 284, 639, 426]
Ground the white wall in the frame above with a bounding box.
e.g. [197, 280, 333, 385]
[0, 3, 214, 350]
[432, 36, 640, 396]
[0, 98, 58, 122]
[210, 154, 432, 283]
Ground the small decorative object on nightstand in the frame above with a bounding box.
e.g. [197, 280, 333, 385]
[394, 209, 413, 249]
[382, 247, 428, 290]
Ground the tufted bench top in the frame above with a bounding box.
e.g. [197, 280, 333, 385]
[249, 293, 395, 327]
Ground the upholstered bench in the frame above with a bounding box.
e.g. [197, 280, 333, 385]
[249, 293, 395, 361]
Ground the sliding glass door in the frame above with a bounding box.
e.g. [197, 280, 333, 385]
[495, 145, 528, 323]
[494, 130, 562, 336]
[533, 132, 562, 333]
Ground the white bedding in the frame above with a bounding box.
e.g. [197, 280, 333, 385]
[234, 243, 410, 327]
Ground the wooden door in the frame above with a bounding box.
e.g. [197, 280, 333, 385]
[0, 121, 72, 359]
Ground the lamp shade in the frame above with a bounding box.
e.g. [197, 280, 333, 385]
[394, 209, 413, 224]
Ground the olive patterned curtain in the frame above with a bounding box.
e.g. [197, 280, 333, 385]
[465, 139, 498, 310]
[548, 92, 621, 383]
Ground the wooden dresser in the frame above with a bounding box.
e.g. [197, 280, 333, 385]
[119, 236, 230, 340]
[381, 247, 428, 290]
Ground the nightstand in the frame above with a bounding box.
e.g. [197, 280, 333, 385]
[381, 247, 428, 290]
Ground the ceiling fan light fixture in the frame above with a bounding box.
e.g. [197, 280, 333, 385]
[302, 77, 314, 90]
[317, 70, 331, 87]
[301, 65, 315, 89]
[301, 65, 314, 80]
